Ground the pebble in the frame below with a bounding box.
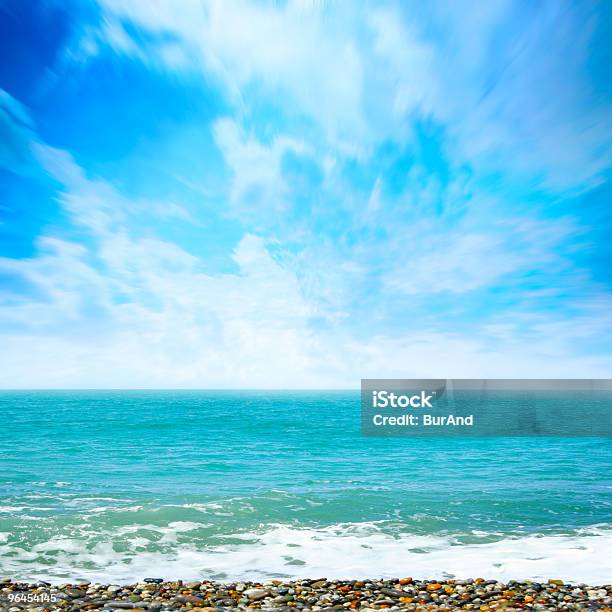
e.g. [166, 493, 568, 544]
[184, 581, 201, 589]
[244, 588, 269, 600]
[0, 577, 608, 610]
[176, 594, 207, 604]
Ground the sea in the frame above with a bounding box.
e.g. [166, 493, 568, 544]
[0, 391, 610, 584]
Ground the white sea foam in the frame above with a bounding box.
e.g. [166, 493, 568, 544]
[0, 506, 53, 512]
[0, 523, 610, 585]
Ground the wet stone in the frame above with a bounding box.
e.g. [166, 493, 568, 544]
[1, 577, 608, 611]
[244, 588, 269, 600]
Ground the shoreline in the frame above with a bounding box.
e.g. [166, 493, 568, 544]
[1, 578, 610, 611]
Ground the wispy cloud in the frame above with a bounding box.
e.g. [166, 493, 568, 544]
[94, 0, 612, 189]
[0, 2, 611, 386]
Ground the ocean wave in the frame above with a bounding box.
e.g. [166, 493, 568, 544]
[0, 522, 610, 585]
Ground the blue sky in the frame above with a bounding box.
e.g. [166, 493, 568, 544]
[0, 0, 611, 387]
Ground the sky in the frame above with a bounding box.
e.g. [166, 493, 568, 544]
[0, 0, 611, 388]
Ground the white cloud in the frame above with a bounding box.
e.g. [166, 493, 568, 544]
[3, 17, 612, 389]
[0, 146, 332, 388]
[2, 142, 610, 388]
[348, 328, 612, 380]
[93, 0, 612, 191]
[367, 8, 438, 121]
[384, 216, 579, 295]
[423, 1, 612, 190]
[212, 118, 308, 223]
[96, 0, 368, 148]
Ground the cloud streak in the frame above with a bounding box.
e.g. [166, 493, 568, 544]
[0, 2, 611, 386]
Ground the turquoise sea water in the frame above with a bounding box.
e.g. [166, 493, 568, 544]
[1, 391, 610, 583]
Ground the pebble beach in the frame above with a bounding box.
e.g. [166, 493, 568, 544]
[1, 577, 610, 612]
